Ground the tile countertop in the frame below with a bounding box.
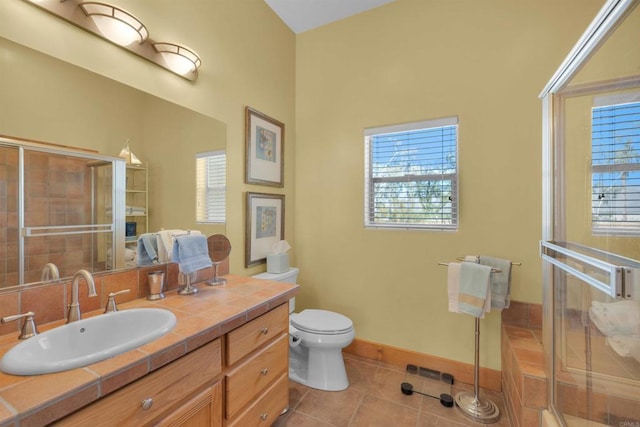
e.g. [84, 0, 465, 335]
[0, 275, 298, 427]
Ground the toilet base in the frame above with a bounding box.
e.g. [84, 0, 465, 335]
[289, 345, 349, 391]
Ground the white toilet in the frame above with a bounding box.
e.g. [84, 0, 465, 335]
[252, 267, 355, 391]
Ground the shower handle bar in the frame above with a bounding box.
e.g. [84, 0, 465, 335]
[540, 241, 622, 298]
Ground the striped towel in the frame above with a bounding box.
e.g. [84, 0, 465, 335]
[458, 262, 492, 318]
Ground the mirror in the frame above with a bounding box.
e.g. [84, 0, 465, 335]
[207, 234, 231, 286]
[0, 37, 226, 289]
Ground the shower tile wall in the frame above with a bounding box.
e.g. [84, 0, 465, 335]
[23, 151, 94, 283]
[0, 148, 95, 287]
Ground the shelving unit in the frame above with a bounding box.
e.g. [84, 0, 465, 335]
[125, 164, 148, 244]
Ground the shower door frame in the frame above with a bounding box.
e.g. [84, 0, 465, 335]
[540, 0, 640, 423]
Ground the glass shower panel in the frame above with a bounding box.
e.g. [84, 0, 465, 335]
[22, 150, 115, 281]
[553, 264, 640, 425]
[542, 1, 640, 425]
[0, 145, 19, 287]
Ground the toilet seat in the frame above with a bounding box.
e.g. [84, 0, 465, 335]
[291, 309, 353, 335]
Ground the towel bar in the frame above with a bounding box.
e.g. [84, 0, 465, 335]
[455, 257, 521, 266]
[437, 262, 502, 273]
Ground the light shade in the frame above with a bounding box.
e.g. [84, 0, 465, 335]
[153, 42, 202, 76]
[24, 0, 202, 81]
[79, 2, 148, 46]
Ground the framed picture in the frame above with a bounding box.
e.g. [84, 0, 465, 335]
[245, 106, 284, 187]
[245, 192, 285, 267]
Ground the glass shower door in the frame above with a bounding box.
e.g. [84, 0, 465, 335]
[541, 0, 640, 425]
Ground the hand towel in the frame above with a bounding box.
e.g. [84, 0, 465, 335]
[157, 229, 202, 263]
[479, 256, 512, 310]
[172, 234, 212, 274]
[447, 262, 461, 313]
[137, 233, 159, 266]
[458, 262, 493, 318]
[463, 255, 491, 314]
[157, 229, 182, 263]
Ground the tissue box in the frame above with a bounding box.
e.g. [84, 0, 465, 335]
[267, 253, 289, 274]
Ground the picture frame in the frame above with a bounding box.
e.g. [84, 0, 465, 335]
[245, 192, 285, 267]
[245, 106, 284, 187]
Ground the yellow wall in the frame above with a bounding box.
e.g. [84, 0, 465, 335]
[0, 0, 610, 370]
[0, 0, 296, 275]
[293, 0, 603, 368]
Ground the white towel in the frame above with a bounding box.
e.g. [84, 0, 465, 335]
[447, 263, 461, 313]
[126, 205, 146, 215]
[607, 334, 640, 363]
[589, 300, 640, 336]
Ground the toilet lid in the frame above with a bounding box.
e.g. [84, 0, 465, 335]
[291, 309, 353, 335]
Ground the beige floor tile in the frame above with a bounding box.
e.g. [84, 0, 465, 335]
[279, 351, 515, 426]
[345, 356, 380, 392]
[274, 410, 335, 426]
[350, 395, 418, 427]
[295, 387, 365, 426]
[368, 366, 422, 410]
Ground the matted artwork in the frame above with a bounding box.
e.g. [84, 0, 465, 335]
[245, 106, 284, 187]
[245, 192, 285, 267]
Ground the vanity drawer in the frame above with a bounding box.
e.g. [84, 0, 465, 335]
[227, 372, 288, 427]
[226, 333, 288, 419]
[58, 339, 222, 426]
[226, 303, 288, 365]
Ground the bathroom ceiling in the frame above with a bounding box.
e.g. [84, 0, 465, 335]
[264, 0, 395, 33]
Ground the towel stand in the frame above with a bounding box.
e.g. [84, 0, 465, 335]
[439, 259, 520, 424]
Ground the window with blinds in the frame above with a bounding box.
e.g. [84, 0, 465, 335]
[592, 93, 640, 234]
[196, 150, 226, 224]
[364, 117, 458, 230]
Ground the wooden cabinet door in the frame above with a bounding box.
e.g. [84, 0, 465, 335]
[57, 340, 221, 426]
[157, 382, 222, 427]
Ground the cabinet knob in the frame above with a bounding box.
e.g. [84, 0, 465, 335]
[260, 413, 268, 421]
[260, 327, 269, 335]
[141, 398, 153, 410]
[260, 368, 269, 376]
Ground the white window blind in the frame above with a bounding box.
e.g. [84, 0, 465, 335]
[196, 150, 226, 223]
[591, 93, 640, 234]
[364, 117, 458, 230]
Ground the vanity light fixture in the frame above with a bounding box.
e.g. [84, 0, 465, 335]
[153, 42, 202, 76]
[79, 2, 148, 46]
[22, 0, 201, 81]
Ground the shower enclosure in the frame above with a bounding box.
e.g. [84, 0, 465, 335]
[0, 136, 125, 287]
[540, 0, 640, 425]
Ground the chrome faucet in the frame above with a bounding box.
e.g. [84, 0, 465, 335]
[41, 263, 60, 282]
[66, 270, 97, 324]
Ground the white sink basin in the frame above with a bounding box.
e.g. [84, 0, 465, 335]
[0, 308, 176, 376]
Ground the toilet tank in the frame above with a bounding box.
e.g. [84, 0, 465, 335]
[252, 267, 298, 312]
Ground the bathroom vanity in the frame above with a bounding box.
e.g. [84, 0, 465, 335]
[0, 275, 297, 426]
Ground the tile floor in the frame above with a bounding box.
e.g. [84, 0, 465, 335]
[274, 353, 512, 427]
